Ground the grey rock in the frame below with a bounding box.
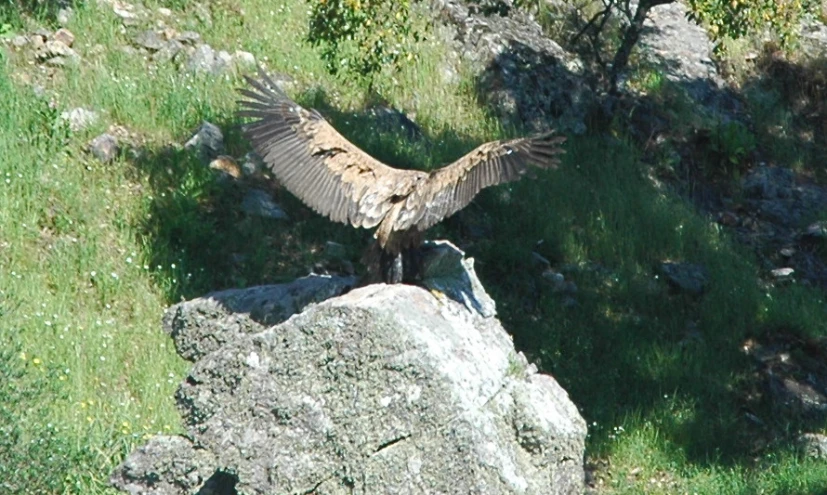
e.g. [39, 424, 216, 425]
[805, 221, 827, 239]
[29, 33, 45, 51]
[112, 4, 138, 20]
[798, 433, 827, 459]
[185, 43, 215, 73]
[162, 274, 358, 361]
[132, 30, 166, 51]
[37, 39, 79, 62]
[742, 166, 795, 199]
[10, 35, 29, 48]
[175, 31, 201, 45]
[240, 188, 288, 219]
[89, 133, 119, 162]
[770, 267, 794, 280]
[431, 0, 590, 134]
[151, 39, 183, 64]
[659, 261, 708, 295]
[60, 107, 99, 132]
[215, 49, 233, 71]
[638, 2, 738, 112]
[769, 374, 827, 416]
[109, 436, 218, 495]
[57, 7, 73, 26]
[184, 121, 224, 163]
[241, 152, 264, 176]
[369, 105, 423, 141]
[157, 7, 172, 17]
[233, 49, 256, 68]
[52, 28, 75, 47]
[420, 240, 497, 318]
[185, 44, 231, 74]
[115, 282, 586, 494]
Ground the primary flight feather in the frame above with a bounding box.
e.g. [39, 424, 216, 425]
[237, 70, 565, 281]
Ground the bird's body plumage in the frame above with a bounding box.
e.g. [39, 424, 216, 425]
[238, 70, 565, 282]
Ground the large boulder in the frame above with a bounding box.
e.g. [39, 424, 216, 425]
[112, 274, 586, 494]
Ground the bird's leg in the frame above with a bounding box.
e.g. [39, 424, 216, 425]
[379, 249, 404, 284]
[402, 245, 424, 284]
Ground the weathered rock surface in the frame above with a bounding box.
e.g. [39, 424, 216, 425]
[184, 121, 224, 163]
[431, 0, 591, 134]
[240, 188, 289, 220]
[163, 274, 357, 362]
[113, 277, 586, 494]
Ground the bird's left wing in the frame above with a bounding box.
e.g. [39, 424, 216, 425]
[393, 132, 566, 232]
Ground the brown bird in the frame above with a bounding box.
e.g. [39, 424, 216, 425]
[237, 70, 566, 283]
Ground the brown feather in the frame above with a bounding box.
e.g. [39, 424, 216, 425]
[237, 70, 565, 254]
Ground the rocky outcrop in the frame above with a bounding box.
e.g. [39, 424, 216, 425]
[431, 0, 591, 134]
[112, 272, 586, 494]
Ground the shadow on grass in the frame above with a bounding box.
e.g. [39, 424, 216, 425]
[467, 24, 827, 481]
[126, 86, 505, 304]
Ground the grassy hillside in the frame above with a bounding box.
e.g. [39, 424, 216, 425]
[1, 1, 827, 493]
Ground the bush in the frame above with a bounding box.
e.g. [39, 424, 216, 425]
[306, 0, 423, 80]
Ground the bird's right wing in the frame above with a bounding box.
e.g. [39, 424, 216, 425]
[237, 71, 424, 229]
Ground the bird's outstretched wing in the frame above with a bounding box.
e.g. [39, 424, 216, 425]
[393, 132, 566, 232]
[238, 70, 421, 229]
[237, 71, 565, 234]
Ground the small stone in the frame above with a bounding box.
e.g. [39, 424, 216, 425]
[152, 39, 183, 64]
[241, 189, 289, 220]
[29, 34, 45, 51]
[541, 268, 564, 285]
[659, 261, 708, 295]
[185, 121, 224, 162]
[186, 44, 217, 73]
[60, 108, 99, 132]
[215, 50, 233, 72]
[89, 133, 119, 162]
[799, 433, 827, 459]
[233, 50, 256, 69]
[38, 40, 76, 60]
[132, 30, 166, 51]
[112, 3, 138, 20]
[771, 267, 794, 279]
[57, 7, 73, 26]
[52, 28, 75, 47]
[10, 35, 28, 48]
[157, 7, 172, 16]
[241, 152, 263, 176]
[779, 247, 795, 257]
[175, 31, 201, 45]
[45, 56, 68, 67]
[805, 221, 827, 239]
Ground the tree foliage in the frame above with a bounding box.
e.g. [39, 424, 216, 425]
[306, 0, 422, 80]
[305, 0, 819, 91]
[686, 0, 817, 50]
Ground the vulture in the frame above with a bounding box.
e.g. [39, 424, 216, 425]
[237, 70, 566, 283]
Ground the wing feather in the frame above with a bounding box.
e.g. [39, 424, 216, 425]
[238, 70, 565, 240]
[395, 132, 566, 232]
[237, 70, 421, 228]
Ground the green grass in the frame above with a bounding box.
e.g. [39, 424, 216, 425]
[2, 1, 827, 493]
